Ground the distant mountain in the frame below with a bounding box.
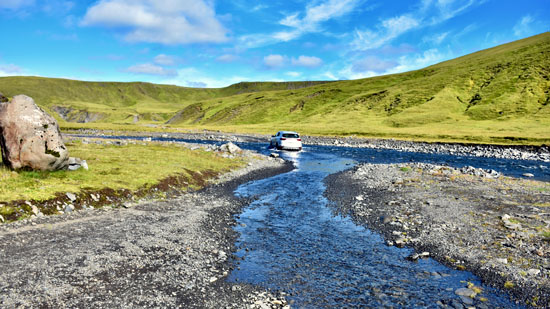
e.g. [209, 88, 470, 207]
[1, 33, 548, 144]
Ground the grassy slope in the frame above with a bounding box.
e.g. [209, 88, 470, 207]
[0, 33, 548, 145]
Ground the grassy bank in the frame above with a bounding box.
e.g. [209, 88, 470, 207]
[0, 140, 245, 221]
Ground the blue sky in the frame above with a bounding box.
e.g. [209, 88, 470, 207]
[0, 0, 548, 88]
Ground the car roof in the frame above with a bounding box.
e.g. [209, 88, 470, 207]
[278, 131, 299, 134]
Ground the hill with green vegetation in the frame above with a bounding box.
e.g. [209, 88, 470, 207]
[1, 33, 549, 145]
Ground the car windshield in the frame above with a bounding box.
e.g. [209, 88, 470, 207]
[282, 133, 299, 138]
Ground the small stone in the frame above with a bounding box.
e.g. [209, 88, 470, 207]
[394, 238, 407, 248]
[355, 195, 364, 201]
[459, 295, 474, 305]
[64, 204, 74, 213]
[66, 192, 77, 202]
[90, 194, 99, 202]
[122, 202, 132, 208]
[209, 277, 218, 283]
[270, 153, 280, 158]
[455, 288, 476, 298]
[81, 160, 89, 170]
[496, 258, 508, 264]
[0, 215, 4, 223]
[523, 173, 534, 178]
[527, 269, 540, 276]
[31, 205, 39, 215]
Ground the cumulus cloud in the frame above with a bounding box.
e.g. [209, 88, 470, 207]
[186, 81, 207, 88]
[263, 54, 286, 68]
[352, 56, 397, 73]
[161, 67, 249, 88]
[0, 0, 34, 9]
[153, 54, 178, 66]
[81, 0, 228, 45]
[291, 56, 323, 68]
[286, 71, 301, 78]
[125, 63, 177, 76]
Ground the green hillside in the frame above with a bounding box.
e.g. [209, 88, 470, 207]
[1, 33, 549, 145]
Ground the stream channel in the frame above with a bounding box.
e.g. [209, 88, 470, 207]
[80, 135, 550, 307]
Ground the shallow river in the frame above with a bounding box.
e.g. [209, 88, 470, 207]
[229, 146, 541, 308]
[84, 136, 550, 307]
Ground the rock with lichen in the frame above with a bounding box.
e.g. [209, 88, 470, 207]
[0, 95, 69, 171]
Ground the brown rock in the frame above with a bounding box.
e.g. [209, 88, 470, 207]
[0, 95, 69, 170]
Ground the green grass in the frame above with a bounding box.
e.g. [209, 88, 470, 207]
[1, 33, 549, 145]
[0, 140, 244, 203]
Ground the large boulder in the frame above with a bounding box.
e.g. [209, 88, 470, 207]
[0, 95, 69, 170]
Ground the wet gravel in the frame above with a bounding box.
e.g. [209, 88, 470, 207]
[0, 156, 294, 308]
[325, 163, 550, 307]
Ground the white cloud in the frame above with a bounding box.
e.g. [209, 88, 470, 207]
[291, 56, 323, 68]
[81, 0, 228, 45]
[162, 67, 249, 88]
[186, 81, 207, 88]
[0, 64, 23, 76]
[153, 54, 177, 66]
[125, 63, 177, 76]
[352, 0, 480, 50]
[387, 48, 446, 74]
[353, 15, 420, 50]
[286, 71, 301, 77]
[263, 54, 286, 68]
[216, 54, 239, 63]
[513, 15, 534, 37]
[0, 0, 34, 9]
[240, 0, 360, 48]
[352, 56, 397, 73]
[423, 31, 449, 45]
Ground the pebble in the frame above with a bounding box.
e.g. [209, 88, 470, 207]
[455, 288, 476, 298]
[64, 204, 75, 213]
[66, 192, 77, 202]
[527, 269, 540, 276]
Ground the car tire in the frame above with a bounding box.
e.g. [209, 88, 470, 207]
[276, 143, 282, 150]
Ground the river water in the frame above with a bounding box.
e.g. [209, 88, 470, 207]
[228, 147, 537, 308]
[80, 135, 550, 307]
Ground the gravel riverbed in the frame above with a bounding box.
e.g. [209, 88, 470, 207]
[325, 163, 550, 307]
[0, 154, 294, 308]
[69, 129, 550, 162]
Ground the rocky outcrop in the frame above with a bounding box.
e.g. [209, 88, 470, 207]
[0, 95, 69, 170]
[51, 106, 104, 123]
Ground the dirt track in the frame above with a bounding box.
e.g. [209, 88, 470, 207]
[0, 158, 293, 308]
